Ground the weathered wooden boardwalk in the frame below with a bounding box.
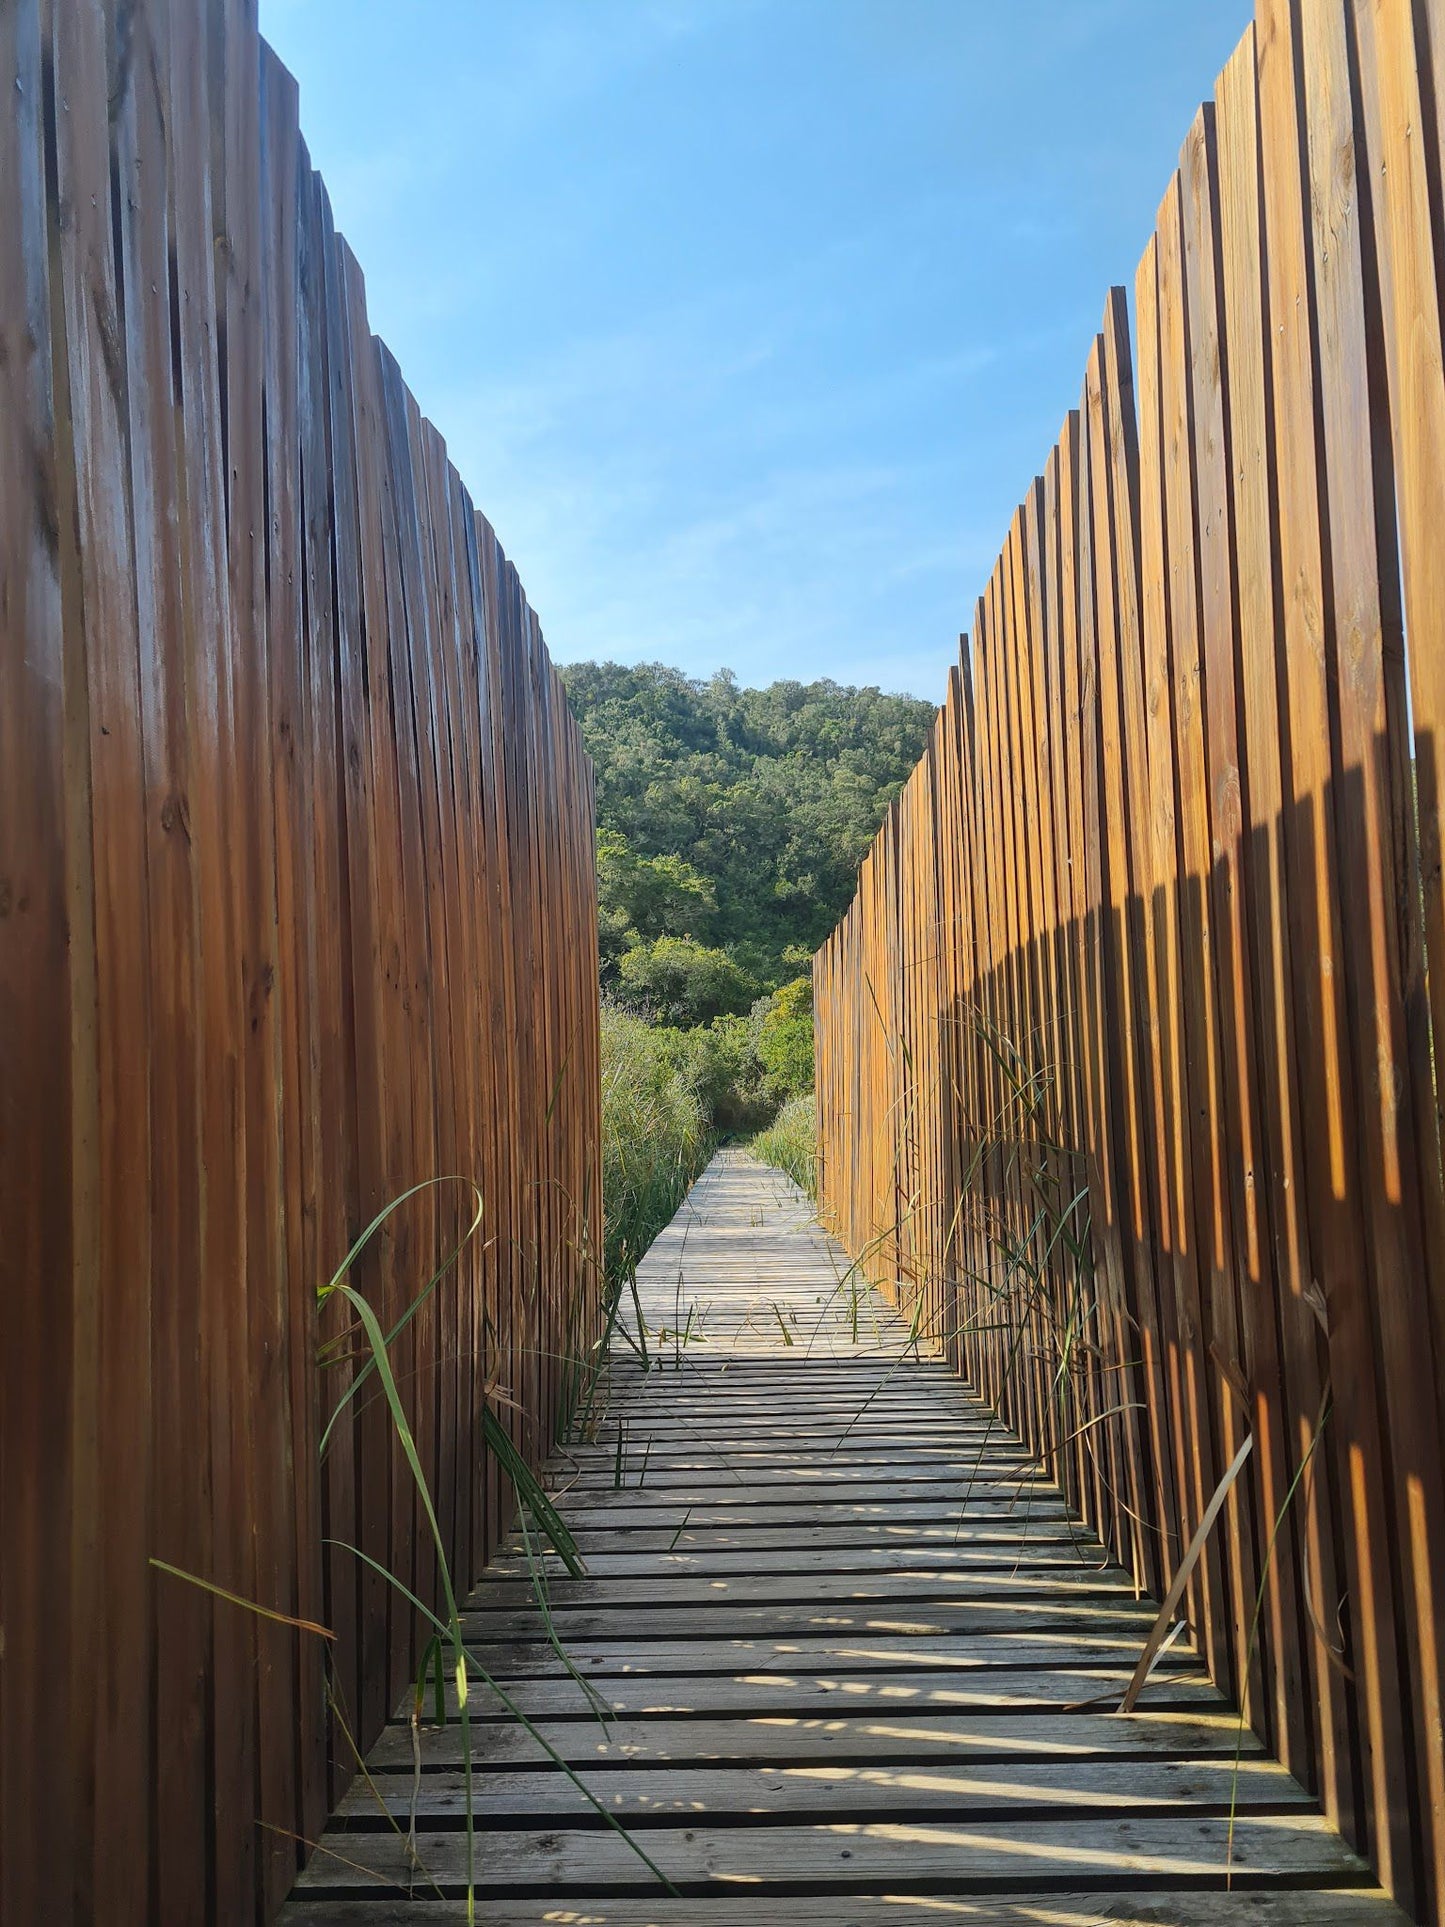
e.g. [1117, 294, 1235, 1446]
[283, 1151, 1401, 1924]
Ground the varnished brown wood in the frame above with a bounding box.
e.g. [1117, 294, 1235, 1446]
[0, 9, 601, 1920]
[8, 1, 1445, 1921]
[813, 7, 1445, 1916]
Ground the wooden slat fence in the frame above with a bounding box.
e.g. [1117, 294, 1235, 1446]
[814, 3, 1445, 1919]
[0, 2, 602, 1922]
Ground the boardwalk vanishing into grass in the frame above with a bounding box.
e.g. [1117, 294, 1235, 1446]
[282, 1151, 1401, 1924]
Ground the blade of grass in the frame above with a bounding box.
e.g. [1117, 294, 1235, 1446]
[318, 1177, 484, 1458]
[319, 1281, 478, 1922]
[481, 1405, 584, 1578]
[149, 1559, 336, 1642]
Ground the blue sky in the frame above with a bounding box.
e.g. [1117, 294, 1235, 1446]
[259, 0, 1252, 702]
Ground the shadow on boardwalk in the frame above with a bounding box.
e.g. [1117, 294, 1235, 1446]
[282, 1150, 1400, 1924]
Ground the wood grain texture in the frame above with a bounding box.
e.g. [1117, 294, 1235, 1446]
[1, 7, 601, 1920]
[813, 4, 1445, 1916]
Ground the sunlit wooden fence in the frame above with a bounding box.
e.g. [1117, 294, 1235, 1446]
[815, 2, 1445, 1917]
[0, 2, 601, 1921]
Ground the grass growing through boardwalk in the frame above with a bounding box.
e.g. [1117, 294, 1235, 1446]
[312, 1183, 675, 1911]
[749, 1092, 816, 1197]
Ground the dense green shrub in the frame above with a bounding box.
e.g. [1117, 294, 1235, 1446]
[756, 975, 813, 1100]
[616, 933, 758, 1027]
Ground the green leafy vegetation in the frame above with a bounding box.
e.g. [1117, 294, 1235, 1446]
[563, 662, 937, 1003]
[750, 1093, 817, 1197]
[566, 661, 935, 1266]
[599, 1005, 714, 1293]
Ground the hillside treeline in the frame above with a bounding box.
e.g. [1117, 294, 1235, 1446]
[561, 661, 935, 1280]
[561, 661, 937, 1018]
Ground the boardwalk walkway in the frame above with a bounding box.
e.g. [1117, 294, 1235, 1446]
[283, 1150, 1400, 1924]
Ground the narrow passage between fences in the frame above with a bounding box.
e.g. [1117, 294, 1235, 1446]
[281, 1150, 1399, 1925]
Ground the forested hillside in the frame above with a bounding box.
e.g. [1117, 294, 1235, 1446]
[560, 662, 937, 1019]
[561, 661, 936, 1277]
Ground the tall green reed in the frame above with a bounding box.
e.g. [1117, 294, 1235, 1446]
[749, 1092, 817, 1197]
[599, 1002, 714, 1299]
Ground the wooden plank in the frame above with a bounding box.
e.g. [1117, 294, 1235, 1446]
[296, 151, 351, 1835]
[505, 1520, 1087, 1554]
[1079, 317, 1176, 1608]
[281, 1894, 1404, 1927]
[338, 1754, 1309, 1823]
[365, 1705, 1269, 1773]
[289, 1811, 1371, 1893]
[1255, 0, 1393, 1858]
[342, 243, 411, 1747]
[1177, 86, 1291, 1774]
[385, 1666, 1220, 1725]
[47, 3, 156, 1913]
[183, 3, 264, 1911]
[217, 0, 295, 1901]
[1348, 0, 1445, 1525]
[459, 1601, 1162, 1646]
[457, 1570, 1150, 1611]
[252, 42, 308, 1909]
[556, 1471, 1058, 1504]
[1146, 174, 1239, 1689]
[114, 3, 213, 1912]
[484, 1546, 1115, 1582]
[1211, 21, 1349, 1812]
[421, 1633, 1193, 1681]
[1330, 0, 1445, 1907]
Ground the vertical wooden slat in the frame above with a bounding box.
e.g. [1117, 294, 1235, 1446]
[1142, 180, 1233, 1689]
[317, 213, 372, 1782]
[1213, 22, 1343, 1812]
[0, 5, 73, 1922]
[49, 3, 156, 1916]
[1178, 91, 1291, 1769]
[1087, 307, 1181, 1601]
[1303, 0, 1445, 1904]
[115, 3, 212, 1912]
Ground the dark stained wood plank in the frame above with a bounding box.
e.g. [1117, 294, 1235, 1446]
[280, 1893, 1404, 1927]
[290, 1809, 1372, 1895]
[48, 1, 157, 1913]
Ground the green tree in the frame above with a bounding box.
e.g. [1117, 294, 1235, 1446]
[596, 828, 716, 980]
[756, 975, 814, 1100]
[616, 935, 757, 1027]
[563, 661, 935, 994]
[565, 662, 934, 1145]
